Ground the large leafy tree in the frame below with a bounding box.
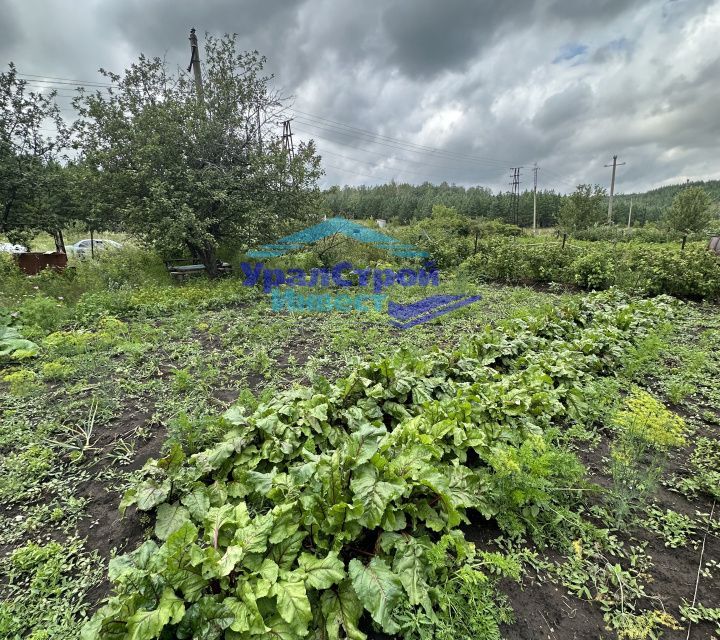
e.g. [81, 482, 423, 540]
[74, 34, 323, 275]
[0, 63, 70, 250]
[664, 186, 714, 234]
[556, 184, 607, 233]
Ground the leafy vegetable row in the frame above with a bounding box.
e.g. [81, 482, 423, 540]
[84, 291, 674, 640]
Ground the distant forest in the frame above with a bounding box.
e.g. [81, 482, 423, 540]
[322, 179, 720, 227]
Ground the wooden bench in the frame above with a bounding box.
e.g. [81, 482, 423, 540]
[165, 259, 233, 281]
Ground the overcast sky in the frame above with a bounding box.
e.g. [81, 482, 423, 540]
[2, 0, 719, 193]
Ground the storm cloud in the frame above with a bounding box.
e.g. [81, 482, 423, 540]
[2, 0, 719, 193]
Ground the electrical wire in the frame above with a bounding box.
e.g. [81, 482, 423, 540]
[5, 71, 580, 190]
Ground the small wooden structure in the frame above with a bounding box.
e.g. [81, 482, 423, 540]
[165, 259, 232, 281]
[16, 252, 68, 275]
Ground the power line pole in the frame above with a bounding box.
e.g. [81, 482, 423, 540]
[256, 104, 263, 153]
[604, 154, 626, 224]
[187, 28, 204, 104]
[627, 197, 633, 229]
[510, 167, 522, 226]
[281, 120, 295, 159]
[532, 163, 539, 234]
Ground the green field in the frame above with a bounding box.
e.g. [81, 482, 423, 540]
[1, 247, 719, 640]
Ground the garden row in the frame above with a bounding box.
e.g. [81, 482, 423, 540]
[84, 291, 683, 640]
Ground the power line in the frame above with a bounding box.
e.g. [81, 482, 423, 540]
[292, 125, 510, 177]
[292, 115, 511, 169]
[5, 70, 583, 191]
[322, 162, 405, 184]
[292, 118, 516, 174]
[296, 140, 506, 184]
[18, 79, 111, 91]
[291, 108, 511, 167]
[15, 72, 116, 87]
[7, 71, 580, 190]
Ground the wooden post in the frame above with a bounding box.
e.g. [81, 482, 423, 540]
[52, 229, 66, 253]
[90, 229, 95, 258]
[681, 235, 687, 251]
[605, 155, 626, 223]
[562, 232, 567, 249]
[532, 164, 539, 235]
[188, 28, 205, 104]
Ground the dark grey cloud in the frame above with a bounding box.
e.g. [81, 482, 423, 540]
[533, 82, 594, 130]
[107, 0, 303, 56]
[381, 0, 532, 79]
[1, 0, 719, 193]
[0, 2, 19, 56]
[544, 0, 639, 23]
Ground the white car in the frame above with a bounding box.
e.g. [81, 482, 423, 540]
[67, 238, 123, 256]
[0, 242, 27, 254]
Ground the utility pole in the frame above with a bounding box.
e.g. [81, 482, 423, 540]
[256, 104, 263, 153]
[627, 198, 633, 229]
[281, 120, 295, 159]
[604, 154, 626, 224]
[187, 28, 204, 104]
[532, 164, 539, 234]
[510, 167, 522, 226]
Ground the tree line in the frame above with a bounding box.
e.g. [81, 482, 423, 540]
[322, 181, 720, 232]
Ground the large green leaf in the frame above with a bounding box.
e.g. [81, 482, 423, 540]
[320, 580, 366, 640]
[256, 615, 301, 640]
[180, 486, 211, 521]
[108, 540, 159, 580]
[155, 502, 191, 541]
[269, 502, 301, 544]
[125, 588, 184, 640]
[160, 522, 207, 602]
[350, 465, 404, 529]
[272, 576, 313, 634]
[223, 596, 251, 633]
[344, 423, 387, 467]
[178, 596, 234, 640]
[0, 337, 38, 358]
[233, 512, 274, 555]
[348, 558, 402, 633]
[392, 541, 427, 606]
[126, 479, 171, 513]
[270, 530, 306, 570]
[298, 551, 345, 590]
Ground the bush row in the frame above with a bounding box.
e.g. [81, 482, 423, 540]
[460, 240, 720, 299]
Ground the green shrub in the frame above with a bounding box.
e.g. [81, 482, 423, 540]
[460, 241, 720, 299]
[41, 360, 75, 381]
[2, 369, 39, 396]
[570, 251, 617, 290]
[17, 295, 69, 337]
